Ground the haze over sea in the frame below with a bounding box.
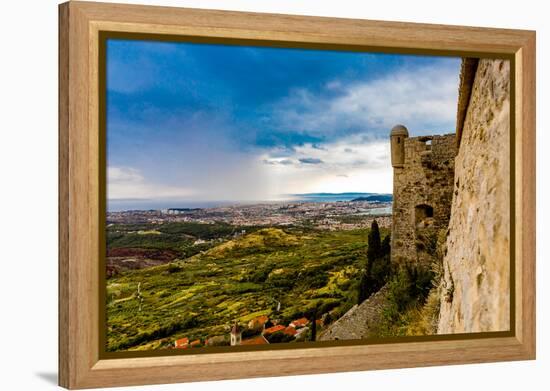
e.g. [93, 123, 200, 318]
[107, 192, 392, 212]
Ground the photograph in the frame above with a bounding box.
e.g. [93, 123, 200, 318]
[104, 39, 510, 352]
[1, 0, 542, 389]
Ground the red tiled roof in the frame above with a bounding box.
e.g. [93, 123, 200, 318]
[283, 326, 297, 336]
[255, 315, 269, 325]
[241, 335, 269, 345]
[190, 339, 201, 347]
[174, 337, 189, 348]
[263, 325, 285, 335]
[248, 315, 269, 328]
[291, 317, 309, 327]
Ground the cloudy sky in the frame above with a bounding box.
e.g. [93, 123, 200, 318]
[107, 39, 461, 205]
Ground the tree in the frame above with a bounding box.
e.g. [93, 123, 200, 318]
[372, 234, 391, 284]
[367, 220, 381, 262]
[381, 234, 391, 257]
[266, 331, 294, 344]
[310, 308, 317, 342]
[357, 272, 369, 304]
[303, 302, 321, 341]
[358, 221, 391, 304]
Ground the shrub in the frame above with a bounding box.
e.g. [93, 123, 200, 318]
[266, 331, 295, 344]
[242, 327, 261, 339]
[108, 316, 198, 351]
[245, 266, 273, 283]
[206, 335, 229, 347]
[304, 273, 329, 289]
[228, 282, 262, 294]
[167, 263, 182, 274]
[370, 264, 435, 338]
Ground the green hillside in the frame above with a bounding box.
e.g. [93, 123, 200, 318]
[106, 227, 381, 351]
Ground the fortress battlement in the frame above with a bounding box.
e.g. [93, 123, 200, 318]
[390, 126, 456, 265]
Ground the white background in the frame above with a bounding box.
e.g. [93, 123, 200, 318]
[0, 0, 547, 389]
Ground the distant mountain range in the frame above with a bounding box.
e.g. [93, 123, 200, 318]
[291, 192, 383, 202]
[108, 193, 394, 212]
[351, 194, 393, 202]
[289, 192, 393, 203]
[296, 192, 375, 196]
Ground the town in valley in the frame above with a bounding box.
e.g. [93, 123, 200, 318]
[106, 195, 392, 351]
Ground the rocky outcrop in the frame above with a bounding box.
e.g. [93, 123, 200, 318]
[318, 284, 391, 341]
[438, 58, 510, 333]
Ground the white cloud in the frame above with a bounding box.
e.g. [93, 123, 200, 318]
[271, 63, 460, 137]
[107, 62, 458, 200]
[107, 166, 142, 183]
[255, 62, 461, 195]
[108, 139, 393, 202]
[298, 157, 324, 164]
[259, 135, 393, 194]
[107, 166, 194, 200]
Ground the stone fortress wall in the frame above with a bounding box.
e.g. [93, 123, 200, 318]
[318, 284, 390, 341]
[390, 129, 456, 265]
[390, 57, 510, 333]
[319, 57, 511, 341]
[391, 58, 511, 334]
[437, 58, 510, 333]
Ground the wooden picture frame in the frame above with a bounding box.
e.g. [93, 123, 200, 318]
[59, 1, 536, 389]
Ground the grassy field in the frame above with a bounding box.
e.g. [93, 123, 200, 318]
[106, 224, 386, 351]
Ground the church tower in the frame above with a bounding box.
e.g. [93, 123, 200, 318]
[230, 322, 242, 346]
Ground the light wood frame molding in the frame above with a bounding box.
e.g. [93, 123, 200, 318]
[59, 1, 536, 389]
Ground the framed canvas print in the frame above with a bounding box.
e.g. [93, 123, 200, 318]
[58, 1, 536, 389]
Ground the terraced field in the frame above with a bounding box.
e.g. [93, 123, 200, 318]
[106, 226, 386, 351]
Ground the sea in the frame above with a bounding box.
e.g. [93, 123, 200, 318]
[107, 192, 392, 213]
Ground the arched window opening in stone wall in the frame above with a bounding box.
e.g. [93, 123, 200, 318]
[415, 204, 434, 227]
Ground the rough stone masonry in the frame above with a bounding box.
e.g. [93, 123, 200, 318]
[390, 126, 456, 266]
[318, 284, 391, 341]
[438, 58, 510, 333]
[318, 57, 510, 341]
[389, 58, 510, 333]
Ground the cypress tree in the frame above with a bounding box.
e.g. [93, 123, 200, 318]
[358, 220, 386, 304]
[357, 272, 369, 304]
[381, 234, 391, 257]
[310, 310, 317, 342]
[367, 220, 381, 262]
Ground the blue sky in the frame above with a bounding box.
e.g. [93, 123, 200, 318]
[107, 39, 461, 204]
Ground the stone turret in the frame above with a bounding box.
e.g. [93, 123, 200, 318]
[390, 124, 409, 168]
[390, 125, 456, 265]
